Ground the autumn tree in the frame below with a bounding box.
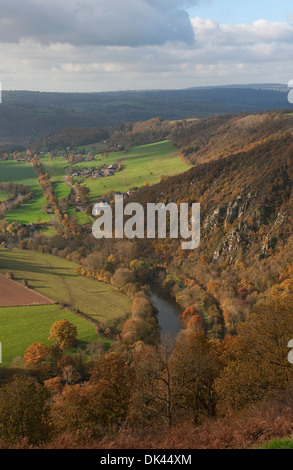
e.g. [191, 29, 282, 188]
[130, 326, 222, 428]
[51, 352, 133, 437]
[186, 314, 206, 335]
[44, 376, 63, 396]
[216, 295, 293, 413]
[130, 335, 180, 428]
[24, 342, 50, 367]
[49, 319, 78, 350]
[121, 293, 160, 345]
[89, 352, 133, 430]
[50, 384, 102, 437]
[179, 306, 198, 329]
[171, 332, 222, 423]
[0, 376, 50, 445]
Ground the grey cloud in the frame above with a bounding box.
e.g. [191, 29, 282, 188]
[0, 0, 199, 46]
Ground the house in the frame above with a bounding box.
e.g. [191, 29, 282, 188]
[108, 164, 118, 171]
[92, 198, 112, 215]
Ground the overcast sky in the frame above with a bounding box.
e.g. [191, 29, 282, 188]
[1, 0, 293, 92]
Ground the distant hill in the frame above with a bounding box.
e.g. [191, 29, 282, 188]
[169, 110, 293, 165]
[0, 84, 291, 151]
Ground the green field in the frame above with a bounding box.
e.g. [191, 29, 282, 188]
[0, 248, 131, 323]
[0, 304, 99, 365]
[39, 141, 190, 222]
[0, 248, 131, 364]
[0, 141, 188, 363]
[67, 206, 92, 225]
[41, 141, 190, 204]
[0, 189, 10, 201]
[0, 161, 38, 186]
[0, 161, 50, 223]
[37, 156, 71, 201]
[41, 155, 92, 224]
[83, 141, 191, 202]
[41, 156, 69, 182]
[5, 186, 50, 224]
[52, 181, 71, 199]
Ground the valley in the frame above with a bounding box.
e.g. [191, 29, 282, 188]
[1, 107, 293, 449]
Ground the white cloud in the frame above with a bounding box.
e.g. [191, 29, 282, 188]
[191, 17, 293, 45]
[1, 5, 293, 92]
[0, 0, 203, 47]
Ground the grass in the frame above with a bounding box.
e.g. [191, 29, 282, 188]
[0, 304, 101, 365]
[52, 181, 71, 199]
[67, 206, 92, 225]
[0, 160, 38, 186]
[40, 156, 69, 183]
[0, 248, 131, 324]
[39, 142, 190, 224]
[259, 438, 293, 449]
[38, 226, 58, 238]
[0, 189, 10, 201]
[83, 140, 191, 202]
[41, 156, 93, 224]
[0, 142, 190, 225]
[0, 161, 50, 223]
[5, 186, 50, 224]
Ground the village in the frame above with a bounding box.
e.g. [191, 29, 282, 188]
[71, 163, 119, 180]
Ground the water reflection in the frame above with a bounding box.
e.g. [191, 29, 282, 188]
[149, 288, 182, 337]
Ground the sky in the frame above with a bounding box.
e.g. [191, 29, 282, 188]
[0, 0, 293, 92]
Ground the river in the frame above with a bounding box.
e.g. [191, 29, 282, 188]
[149, 288, 182, 337]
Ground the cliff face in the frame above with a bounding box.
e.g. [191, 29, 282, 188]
[129, 114, 293, 335]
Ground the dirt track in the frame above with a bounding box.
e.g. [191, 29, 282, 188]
[0, 274, 54, 307]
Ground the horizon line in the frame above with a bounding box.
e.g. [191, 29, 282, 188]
[1, 82, 288, 95]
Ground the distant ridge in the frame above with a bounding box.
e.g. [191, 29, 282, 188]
[0, 85, 292, 151]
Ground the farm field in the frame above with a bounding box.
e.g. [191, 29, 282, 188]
[0, 160, 50, 223]
[0, 160, 38, 186]
[0, 304, 100, 365]
[0, 248, 131, 323]
[0, 274, 54, 307]
[52, 181, 71, 200]
[83, 140, 191, 202]
[5, 186, 50, 224]
[41, 156, 69, 182]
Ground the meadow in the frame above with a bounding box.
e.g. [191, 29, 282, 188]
[0, 248, 131, 323]
[0, 160, 50, 223]
[0, 188, 10, 201]
[82, 140, 191, 202]
[0, 304, 99, 365]
[41, 155, 93, 224]
[37, 156, 71, 201]
[0, 248, 131, 364]
[39, 140, 190, 221]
